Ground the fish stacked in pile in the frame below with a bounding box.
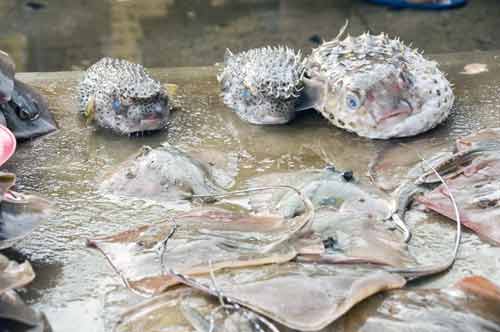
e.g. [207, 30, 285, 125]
[0, 254, 52, 331]
[6, 20, 496, 332]
[0, 133, 52, 330]
[0, 146, 52, 330]
[76, 41, 499, 329]
[88, 142, 500, 331]
[0, 50, 54, 331]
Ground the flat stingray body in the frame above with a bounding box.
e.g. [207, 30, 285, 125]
[170, 262, 406, 331]
[87, 207, 321, 295]
[417, 152, 500, 245]
[100, 144, 229, 202]
[248, 168, 391, 219]
[0, 172, 52, 250]
[416, 128, 500, 245]
[0, 290, 53, 332]
[0, 254, 35, 295]
[308, 209, 415, 267]
[334, 276, 500, 332]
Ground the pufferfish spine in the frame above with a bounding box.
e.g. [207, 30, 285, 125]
[218, 46, 305, 125]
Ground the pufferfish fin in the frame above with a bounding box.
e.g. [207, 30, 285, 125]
[295, 77, 327, 112]
[163, 83, 178, 97]
[83, 95, 96, 125]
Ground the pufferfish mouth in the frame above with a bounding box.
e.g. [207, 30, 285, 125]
[139, 114, 167, 129]
[119, 114, 167, 134]
[370, 98, 414, 124]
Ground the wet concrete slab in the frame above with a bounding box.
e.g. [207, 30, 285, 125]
[5, 50, 500, 332]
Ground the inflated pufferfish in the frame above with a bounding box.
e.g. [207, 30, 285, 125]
[299, 25, 454, 139]
[78, 58, 171, 135]
[218, 46, 304, 125]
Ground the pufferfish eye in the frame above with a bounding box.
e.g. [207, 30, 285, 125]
[346, 93, 362, 110]
[241, 89, 251, 98]
[112, 98, 121, 114]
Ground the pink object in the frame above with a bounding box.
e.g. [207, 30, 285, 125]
[0, 124, 16, 167]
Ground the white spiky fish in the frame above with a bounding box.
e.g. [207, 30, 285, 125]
[78, 58, 171, 135]
[299, 25, 454, 139]
[218, 46, 304, 125]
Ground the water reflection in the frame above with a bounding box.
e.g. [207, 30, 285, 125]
[0, 0, 499, 72]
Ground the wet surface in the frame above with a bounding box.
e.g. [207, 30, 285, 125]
[0, 51, 498, 331]
[1, 0, 500, 72]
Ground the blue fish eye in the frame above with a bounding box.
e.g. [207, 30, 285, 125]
[112, 98, 121, 113]
[346, 94, 360, 110]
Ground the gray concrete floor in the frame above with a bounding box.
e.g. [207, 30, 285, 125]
[0, 0, 499, 71]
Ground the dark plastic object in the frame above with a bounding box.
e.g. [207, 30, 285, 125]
[366, 0, 467, 10]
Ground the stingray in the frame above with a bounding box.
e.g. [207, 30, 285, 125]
[88, 186, 322, 295]
[333, 275, 500, 332]
[412, 129, 500, 245]
[417, 152, 500, 245]
[100, 144, 235, 203]
[0, 254, 52, 331]
[169, 263, 407, 331]
[0, 172, 52, 250]
[247, 167, 414, 261]
[0, 254, 34, 295]
[247, 167, 392, 220]
[114, 288, 213, 332]
[0, 290, 53, 332]
[368, 139, 451, 192]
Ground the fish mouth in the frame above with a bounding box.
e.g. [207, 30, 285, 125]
[141, 113, 166, 128]
[140, 118, 165, 130]
[370, 98, 414, 124]
[122, 116, 167, 134]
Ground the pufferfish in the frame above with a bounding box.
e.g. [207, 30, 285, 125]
[218, 46, 304, 125]
[298, 27, 454, 139]
[78, 58, 171, 135]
